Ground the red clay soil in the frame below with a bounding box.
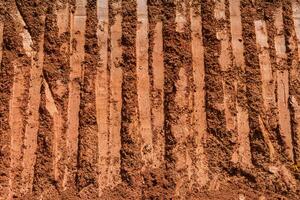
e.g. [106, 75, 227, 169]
[1, 0, 300, 199]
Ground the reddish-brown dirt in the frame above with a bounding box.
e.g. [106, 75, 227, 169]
[1, 0, 300, 199]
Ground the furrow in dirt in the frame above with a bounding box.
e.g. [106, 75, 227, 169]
[229, 0, 252, 168]
[0, 21, 3, 64]
[150, 45, 164, 163]
[65, 0, 86, 189]
[120, 0, 142, 187]
[215, 0, 235, 134]
[107, 0, 122, 189]
[290, 0, 300, 165]
[201, 0, 230, 187]
[44, 79, 61, 176]
[9, 4, 34, 197]
[52, 0, 71, 191]
[254, 20, 277, 124]
[141, 1, 167, 198]
[277, 73, 291, 157]
[162, 1, 179, 197]
[264, 11, 296, 191]
[9, 61, 26, 198]
[27, 1, 70, 194]
[148, 1, 165, 169]
[178, 1, 196, 192]
[254, 19, 279, 163]
[240, 0, 271, 166]
[0, 4, 20, 197]
[21, 16, 45, 195]
[161, 0, 192, 196]
[136, 0, 153, 169]
[174, 0, 192, 195]
[256, 1, 286, 165]
[215, 0, 241, 173]
[274, 5, 294, 163]
[190, 1, 208, 187]
[77, 0, 98, 196]
[96, 0, 109, 196]
[32, 83, 58, 198]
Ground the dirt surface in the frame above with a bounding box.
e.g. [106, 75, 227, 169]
[1, 0, 300, 199]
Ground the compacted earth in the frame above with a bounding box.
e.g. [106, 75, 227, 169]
[1, 0, 300, 199]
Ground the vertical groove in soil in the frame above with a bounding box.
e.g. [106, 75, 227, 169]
[256, 1, 288, 165]
[0, 21, 3, 64]
[21, 1, 53, 197]
[120, 0, 142, 188]
[32, 83, 56, 198]
[96, 0, 109, 196]
[50, 0, 71, 191]
[0, 3, 19, 197]
[190, 0, 209, 188]
[9, 1, 36, 197]
[21, 14, 45, 195]
[229, 0, 252, 168]
[173, 0, 194, 195]
[289, 0, 300, 164]
[107, 0, 122, 189]
[136, 0, 153, 170]
[200, 0, 230, 182]
[49, 1, 70, 192]
[77, 0, 98, 196]
[66, 0, 86, 190]
[162, 0, 178, 196]
[162, 0, 193, 196]
[272, 2, 294, 163]
[215, 0, 236, 138]
[254, 19, 278, 162]
[148, 0, 164, 170]
[240, 0, 271, 166]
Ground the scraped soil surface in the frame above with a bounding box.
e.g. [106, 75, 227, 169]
[1, 0, 300, 199]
